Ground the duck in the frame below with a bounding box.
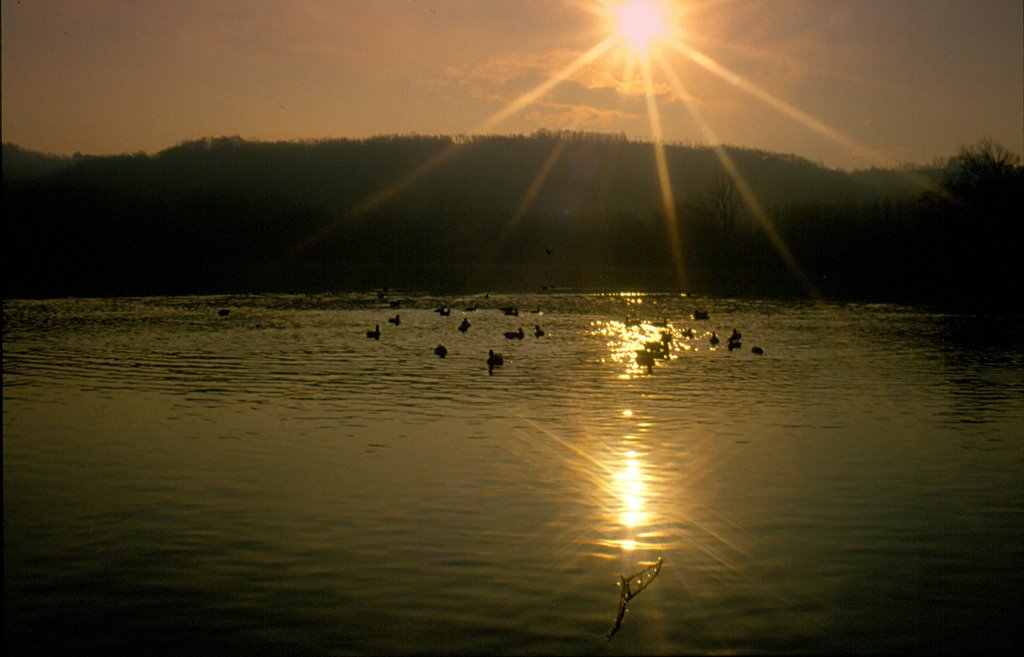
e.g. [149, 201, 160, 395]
[643, 340, 670, 358]
[693, 309, 709, 320]
[487, 349, 504, 374]
[388, 314, 400, 325]
[218, 308, 230, 317]
[709, 331, 720, 346]
[504, 327, 525, 339]
[435, 305, 450, 316]
[534, 325, 544, 338]
[751, 346, 764, 355]
[366, 324, 381, 340]
[501, 306, 519, 316]
[434, 344, 448, 358]
[727, 328, 742, 351]
[636, 349, 655, 374]
[458, 318, 471, 333]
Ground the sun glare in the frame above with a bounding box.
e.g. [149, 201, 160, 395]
[609, 0, 675, 54]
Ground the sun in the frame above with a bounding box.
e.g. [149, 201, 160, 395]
[608, 0, 677, 55]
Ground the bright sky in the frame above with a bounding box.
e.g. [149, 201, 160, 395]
[2, 0, 1021, 170]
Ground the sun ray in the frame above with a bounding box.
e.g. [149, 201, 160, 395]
[287, 140, 466, 257]
[291, 0, 911, 293]
[639, 53, 688, 289]
[654, 51, 820, 298]
[499, 137, 571, 244]
[477, 36, 617, 134]
[668, 40, 882, 164]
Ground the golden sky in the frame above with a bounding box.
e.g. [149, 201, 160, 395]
[2, 0, 1021, 169]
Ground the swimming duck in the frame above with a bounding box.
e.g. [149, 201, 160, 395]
[434, 344, 448, 358]
[751, 346, 764, 355]
[504, 327, 525, 339]
[636, 349, 655, 374]
[709, 332, 720, 346]
[534, 325, 544, 338]
[458, 318, 471, 333]
[487, 349, 504, 374]
[388, 314, 400, 325]
[728, 328, 742, 350]
[366, 324, 381, 340]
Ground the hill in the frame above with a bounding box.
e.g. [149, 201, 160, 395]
[2, 133, 1018, 306]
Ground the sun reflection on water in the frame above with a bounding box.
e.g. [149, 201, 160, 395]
[615, 450, 648, 531]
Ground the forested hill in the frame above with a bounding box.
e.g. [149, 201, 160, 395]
[3, 133, 1019, 306]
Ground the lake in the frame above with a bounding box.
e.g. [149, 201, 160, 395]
[3, 292, 1022, 655]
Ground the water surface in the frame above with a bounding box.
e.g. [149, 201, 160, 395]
[4, 292, 1022, 655]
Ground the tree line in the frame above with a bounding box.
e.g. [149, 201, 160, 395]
[3, 133, 1019, 308]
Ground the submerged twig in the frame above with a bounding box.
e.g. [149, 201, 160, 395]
[605, 556, 664, 640]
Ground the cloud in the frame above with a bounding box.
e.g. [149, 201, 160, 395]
[447, 44, 684, 106]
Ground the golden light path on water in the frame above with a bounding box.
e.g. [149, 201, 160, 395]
[509, 293, 747, 578]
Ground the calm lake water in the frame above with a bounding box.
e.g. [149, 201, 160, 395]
[4, 292, 1022, 655]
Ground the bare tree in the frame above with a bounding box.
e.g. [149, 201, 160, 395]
[705, 172, 740, 233]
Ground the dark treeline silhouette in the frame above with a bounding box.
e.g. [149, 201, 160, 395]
[3, 134, 1020, 307]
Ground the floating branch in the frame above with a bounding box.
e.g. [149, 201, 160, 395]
[606, 556, 664, 640]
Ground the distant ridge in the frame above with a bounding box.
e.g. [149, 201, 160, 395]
[3, 133, 1018, 308]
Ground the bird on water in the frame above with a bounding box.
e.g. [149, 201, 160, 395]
[487, 349, 504, 374]
[366, 324, 381, 340]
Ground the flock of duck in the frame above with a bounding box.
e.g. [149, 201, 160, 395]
[365, 297, 548, 375]
[632, 321, 764, 373]
[364, 295, 763, 376]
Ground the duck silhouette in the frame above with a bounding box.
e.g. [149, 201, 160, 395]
[388, 314, 400, 325]
[487, 349, 504, 374]
[534, 325, 544, 337]
[504, 327, 525, 339]
[709, 331, 719, 346]
[458, 318, 471, 333]
[636, 349, 655, 374]
[366, 324, 381, 340]
[728, 328, 742, 351]
[434, 344, 448, 358]
[751, 346, 764, 355]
